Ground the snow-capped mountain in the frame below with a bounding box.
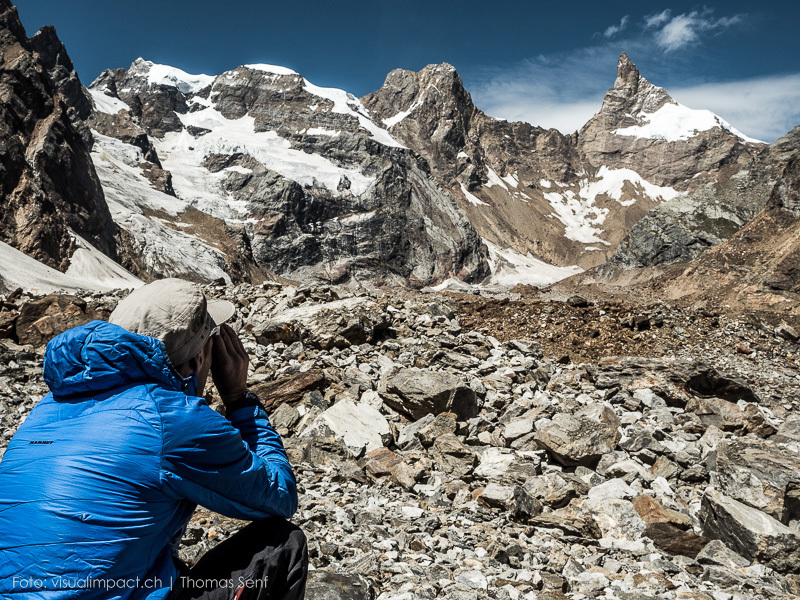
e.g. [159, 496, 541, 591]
[87, 58, 488, 287]
[1, 0, 795, 293]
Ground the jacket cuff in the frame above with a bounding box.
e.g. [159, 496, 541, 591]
[224, 390, 265, 419]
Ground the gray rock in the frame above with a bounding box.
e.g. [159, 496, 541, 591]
[380, 368, 479, 421]
[305, 571, 375, 600]
[534, 405, 621, 467]
[715, 438, 800, 523]
[695, 539, 751, 569]
[700, 488, 800, 573]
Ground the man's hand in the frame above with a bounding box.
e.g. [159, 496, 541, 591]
[210, 323, 250, 404]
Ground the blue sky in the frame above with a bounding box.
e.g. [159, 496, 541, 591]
[14, 1, 800, 142]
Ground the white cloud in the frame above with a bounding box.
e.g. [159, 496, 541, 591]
[645, 9, 743, 51]
[468, 46, 800, 142]
[645, 10, 672, 29]
[604, 15, 629, 38]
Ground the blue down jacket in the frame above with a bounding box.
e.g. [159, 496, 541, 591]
[0, 320, 297, 599]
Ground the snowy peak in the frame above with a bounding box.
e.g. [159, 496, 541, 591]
[590, 53, 762, 146]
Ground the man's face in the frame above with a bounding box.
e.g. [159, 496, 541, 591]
[176, 335, 214, 396]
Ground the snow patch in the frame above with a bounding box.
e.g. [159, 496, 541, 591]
[141, 61, 214, 94]
[155, 106, 376, 205]
[484, 240, 583, 288]
[0, 237, 140, 295]
[89, 89, 131, 115]
[613, 102, 764, 144]
[301, 79, 405, 148]
[544, 167, 683, 244]
[460, 183, 489, 206]
[539, 179, 552, 188]
[485, 168, 509, 190]
[501, 172, 519, 188]
[65, 233, 143, 290]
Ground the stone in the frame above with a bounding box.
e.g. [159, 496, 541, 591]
[587, 478, 635, 501]
[301, 399, 391, 456]
[582, 498, 647, 551]
[700, 488, 800, 573]
[430, 433, 477, 480]
[269, 402, 301, 431]
[776, 323, 799, 342]
[714, 438, 800, 524]
[632, 495, 692, 529]
[478, 483, 515, 510]
[16, 295, 93, 347]
[380, 368, 479, 421]
[417, 412, 458, 447]
[503, 418, 535, 442]
[473, 447, 516, 480]
[395, 413, 435, 447]
[305, 571, 375, 600]
[534, 405, 621, 468]
[649, 456, 681, 480]
[695, 539, 751, 569]
[644, 522, 710, 558]
[250, 371, 326, 409]
[523, 473, 577, 508]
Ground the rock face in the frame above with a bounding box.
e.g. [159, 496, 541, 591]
[0, 0, 118, 271]
[86, 59, 489, 287]
[627, 134, 800, 312]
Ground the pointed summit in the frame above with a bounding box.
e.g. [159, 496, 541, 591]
[601, 52, 673, 117]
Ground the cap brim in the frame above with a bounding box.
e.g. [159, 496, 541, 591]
[207, 299, 235, 326]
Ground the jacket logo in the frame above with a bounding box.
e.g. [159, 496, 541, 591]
[28, 440, 54, 445]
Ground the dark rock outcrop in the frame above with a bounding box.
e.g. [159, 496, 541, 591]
[0, 0, 118, 271]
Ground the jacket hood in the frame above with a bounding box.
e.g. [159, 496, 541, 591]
[43, 320, 192, 398]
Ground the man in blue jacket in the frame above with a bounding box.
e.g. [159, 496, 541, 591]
[0, 279, 307, 600]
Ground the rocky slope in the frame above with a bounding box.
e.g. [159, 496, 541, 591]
[0, 0, 118, 272]
[2, 283, 800, 599]
[363, 54, 767, 272]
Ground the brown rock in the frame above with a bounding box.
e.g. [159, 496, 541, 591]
[16, 294, 92, 346]
[632, 494, 691, 529]
[0, 311, 18, 340]
[645, 522, 710, 558]
[250, 371, 326, 409]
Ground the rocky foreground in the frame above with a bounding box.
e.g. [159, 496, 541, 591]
[1, 284, 800, 600]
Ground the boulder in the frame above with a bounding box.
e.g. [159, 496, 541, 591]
[380, 368, 479, 420]
[250, 371, 326, 410]
[700, 488, 800, 573]
[714, 438, 800, 523]
[16, 295, 93, 346]
[430, 433, 477, 480]
[582, 498, 647, 550]
[644, 522, 710, 558]
[300, 399, 391, 456]
[632, 494, 691, 529]
[534, 404, 621, 467]
[253, 297, 389, 350]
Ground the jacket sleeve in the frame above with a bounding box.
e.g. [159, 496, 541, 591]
[158, 392, 298, 521]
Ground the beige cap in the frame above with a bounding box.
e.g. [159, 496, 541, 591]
[109, 278, 235, 366]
